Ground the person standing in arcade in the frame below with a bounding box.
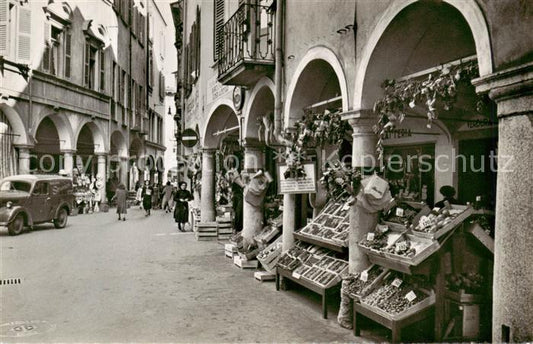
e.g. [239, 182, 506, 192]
[173, 181, 193, 231]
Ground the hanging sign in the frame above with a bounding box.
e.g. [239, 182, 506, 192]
[278, 162, 316, 194]
[180, 128, 199, 148]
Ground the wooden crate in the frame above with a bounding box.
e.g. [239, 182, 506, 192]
[382, 234, 440, 266]
[345, 265, 390, 302]
[254, 270, 276, 281]
[411, 205, 473, 240]
[233, 255, 258, 269]
[360, 288, 436, 321]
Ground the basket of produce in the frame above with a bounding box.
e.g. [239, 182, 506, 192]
[410, 204, 473, 239]
[445, 272, 487, 303]
[360, 271, 436, 321]
[342, 265, 389, 301]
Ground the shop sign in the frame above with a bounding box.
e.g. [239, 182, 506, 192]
[384, 128, 412, 139]
[278, 162, 316, 194]
[207, 75, 231, 104]
[459, 116, 497, 131]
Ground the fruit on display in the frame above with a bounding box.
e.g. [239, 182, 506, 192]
[383, 237, 417, 257]
[412, 207, 464, 234]
[376, 286, 427, 315]
[446, 272, 484, 294]
[257, 242, 281, 260]
[342, 265, 385, 297]
[384, 202, 421, 226]
[359, 224, 402, 251]
[362, 271, 430, 315]
[229, 232, 244, 248]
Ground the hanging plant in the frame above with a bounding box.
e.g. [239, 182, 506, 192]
[319, 161, 362, 201]
[281, 109, 351, 180]
[372, 60, 482, 164]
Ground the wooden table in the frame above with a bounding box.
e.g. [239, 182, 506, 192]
[276, 267, 340, 319]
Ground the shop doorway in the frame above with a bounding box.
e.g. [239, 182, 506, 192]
[458, 137, 497, 209]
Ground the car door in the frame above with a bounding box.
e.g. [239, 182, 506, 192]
[31, 181, 52, 223]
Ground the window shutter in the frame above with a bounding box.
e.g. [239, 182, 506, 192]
[99, 49, 105, 91]
[84, 42, 90, 87]
[213, 0, 224, 61]
[64, 32, 71, 78]
[17, 6, 31, 63]
[0, 0, 8, 56]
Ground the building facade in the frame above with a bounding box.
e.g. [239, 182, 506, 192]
[172, 0, 532, 341]
[0, 0, 169, 201]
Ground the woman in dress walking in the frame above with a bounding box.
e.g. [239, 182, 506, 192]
[113, 184, 128, 221]
[173, 182, 193, 231]
[142, 181, 153, 216]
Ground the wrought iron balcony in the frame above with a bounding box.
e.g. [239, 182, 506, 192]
[217, 3, 275, 86]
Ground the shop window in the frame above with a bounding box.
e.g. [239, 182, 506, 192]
[383, 144, 435, 206]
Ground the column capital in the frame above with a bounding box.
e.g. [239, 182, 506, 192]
[473, 62, 533, 118]
[60, 149, 77, 154]
[201, 148, 217, 155]
[13, 144, 34, 151]
[341, 108, 377, 134]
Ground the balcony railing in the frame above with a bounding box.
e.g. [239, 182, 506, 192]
[217, 3, 275, 85]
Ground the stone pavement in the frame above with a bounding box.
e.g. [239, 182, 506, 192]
[0, 207, 384, 343]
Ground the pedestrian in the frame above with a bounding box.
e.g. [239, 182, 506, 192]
[161, 181, 174, 213]
[136, 185, 143, 208]
[173, 181, 193, 231]
[227, 169, 244, 233]
[142, 180, 153, 216]
[112, 183, 128, 221]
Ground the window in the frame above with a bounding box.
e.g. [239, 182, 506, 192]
[33, 182, 49, 195]
[148, 41, 153, 88]
[64, 31, 71, 78]
[159, 71, 165, 100]
[99, 49, 105, 91]
[0, 0, 10, 57]
[1, 2, 32, 62]
[41, 25, 59, 75]
[213, 0, 224, 61]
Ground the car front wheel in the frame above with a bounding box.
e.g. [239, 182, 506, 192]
[53, 208, 68, 229]
[8, 214, 24, 236]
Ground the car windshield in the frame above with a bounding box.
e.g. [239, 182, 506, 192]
[0, 181, 32, 193]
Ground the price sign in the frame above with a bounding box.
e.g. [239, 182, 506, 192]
[391, 278, 403, 288]
[292, 272, 301, 279]
[360, 270, 369, 282]
[366, 233, 375, 241]
[405, 290, 417, 302]
[395, 207, 405, 217]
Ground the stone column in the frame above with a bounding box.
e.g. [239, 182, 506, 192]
[242, 144, 265, 244]
[120, 157, 129, 187]
[17, 146, 31, 175]
[61, 150, 75, 176]
[345, 111, 379, 273]
[96, 154, 107, 204]
[200, 149, 216, 222]
[282, 193, 296, 252]
[474, 63, 533, 343]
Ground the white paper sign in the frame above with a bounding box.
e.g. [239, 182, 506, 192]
[360, 270, 369, 282]
[395, 207, 405, 217]
[405, 290, 417, 302]
[292, 272, 301, 279]
[391, 278, 403, 288]
[366, 233, 375, 241]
